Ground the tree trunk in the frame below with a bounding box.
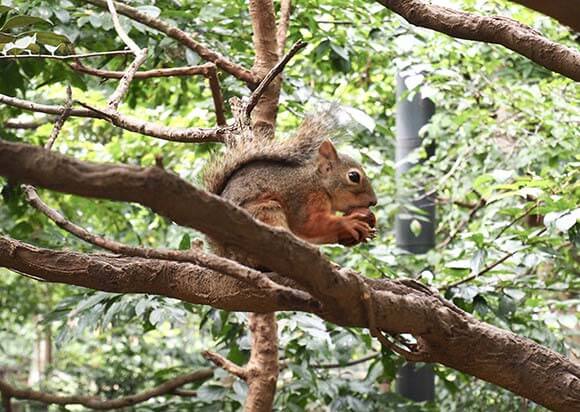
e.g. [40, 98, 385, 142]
[249, 0, 282, 138]
[244, 313, 279, 411]
[242, 3, 283, 410]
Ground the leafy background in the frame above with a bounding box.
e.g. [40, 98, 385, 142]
[0, 0, 578, 410]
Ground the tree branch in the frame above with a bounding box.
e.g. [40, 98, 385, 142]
[442, 228, 547, 290]
[3, 118, 50, 130]
[277, 0, 292, 55]
[1, 235, 579, 411]
[202, 351, 247, 380]
[1, 143, 579, 410]
[0, 236, 317, 314]
[248, 0, 282, 136]
[69, 61, 227, 126]
[0, 369, 213, 409]
[106, 0, 140, 54]
[437, 196, 488, 249]
[0, 93, 233, 143]
[244, 40, 306, 119]
[70, 61, 211, 79]
[0, 50, 132, 61]
[376, 0, 580, 81]
[83, 0, 257, 85]
[22, 186, 314, 306]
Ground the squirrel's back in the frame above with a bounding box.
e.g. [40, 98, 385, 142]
[203, 112, 335, 196]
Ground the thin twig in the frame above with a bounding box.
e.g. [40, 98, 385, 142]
[106, 0, 140, 54]
[244, 40, 306, 118]
[104, 0, 147, 109]
[311, 352, 380, 369]
[494, 202, 539, 240]
[107, 49, 148, 110]
[70, 61, 212, 79]
[3, 118, 49, 130]
[416, 148, 471, 202]
[442, 228, 547, 290]
[0, 93, 232, 143]
[202, 351, 247, 380]
[438, 196, 488, 249]
[206, 64, 227, 126]
[70, 60, 226, 126]
[0, 50, 132, 60]
[45, 85, 73, 150]
[436, 195, 478, 209]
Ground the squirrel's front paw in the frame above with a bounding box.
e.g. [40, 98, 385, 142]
[338, 213, 375, 246]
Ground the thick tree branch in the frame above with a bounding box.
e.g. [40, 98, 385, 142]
[1, 236, 579, 411]
[1, 143, 580, 410]
[376, 0, 580, 81]
[0, 369, 213, 409]
[22, 186, 314, 305]
[83, 0, 257, 85]
[0, 236, 316, 314]
[0, 93, 233, 143]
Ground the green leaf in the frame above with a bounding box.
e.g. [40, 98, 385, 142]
[34, 31, 70, 46]
[2, 15, 52, 31]
[178, 233, 191, 250]
[410, 219, 422, 237]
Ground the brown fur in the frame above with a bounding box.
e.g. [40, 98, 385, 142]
[203, 110, 377, 248]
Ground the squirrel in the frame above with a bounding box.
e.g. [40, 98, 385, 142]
[203, 112, 378, 252]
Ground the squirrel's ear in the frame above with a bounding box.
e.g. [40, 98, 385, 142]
[318, 139, 338, 162]
[317, 140, 338, 174]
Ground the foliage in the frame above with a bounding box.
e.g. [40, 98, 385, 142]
[0, 0, 578, 411]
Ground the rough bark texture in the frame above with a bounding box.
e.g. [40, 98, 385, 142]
[1, 142, 580, 411]
[241, 3, 285, 410]
[377, 0, 580, 81]
[249, 0, 282, 137]
[244, 313, 279, 412]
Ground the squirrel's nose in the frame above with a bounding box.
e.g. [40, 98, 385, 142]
[367, 194, 377, 207]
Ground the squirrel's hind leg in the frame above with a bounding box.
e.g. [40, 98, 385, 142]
[245, 198, 289, 231]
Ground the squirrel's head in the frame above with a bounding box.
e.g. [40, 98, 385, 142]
[316, 140, 377, 213]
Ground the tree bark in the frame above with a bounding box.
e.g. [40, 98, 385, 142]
[244, 313, 279, 412]
[376, 0, 580, 81]
[249, 0, 282, 137]
[242, 3, 284, 410]
[1, 144, 580, 411]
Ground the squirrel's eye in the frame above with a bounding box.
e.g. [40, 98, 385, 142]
[347, 170, 361, 184]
